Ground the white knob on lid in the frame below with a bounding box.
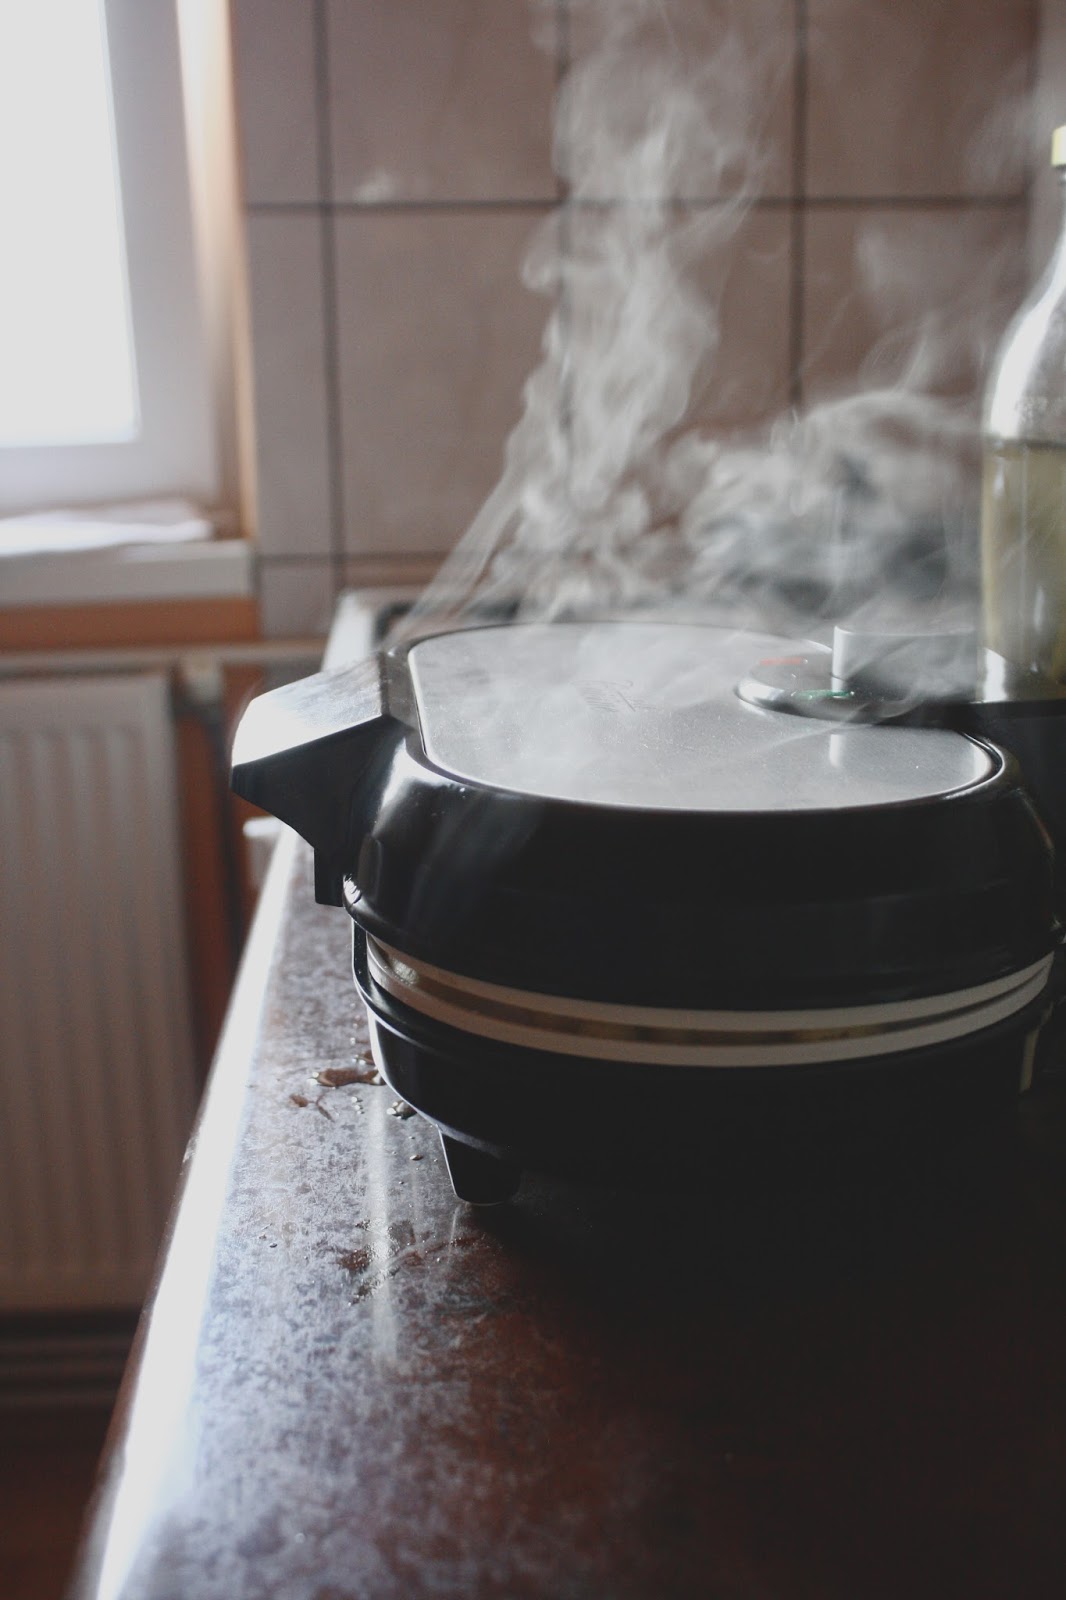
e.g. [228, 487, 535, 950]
[830, 621, 978, 702]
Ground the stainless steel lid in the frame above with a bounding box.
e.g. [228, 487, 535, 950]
[407, 623, 992, 812]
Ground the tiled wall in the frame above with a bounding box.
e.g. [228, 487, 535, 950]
[232, 0, 1039, 637]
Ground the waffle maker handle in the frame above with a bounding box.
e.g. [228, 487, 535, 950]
[231, 654, 401, 906]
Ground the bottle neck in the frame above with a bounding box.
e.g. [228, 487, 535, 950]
[1042, 172, 1066, 294]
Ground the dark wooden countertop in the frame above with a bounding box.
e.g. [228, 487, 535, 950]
[69, 832, 1066, 1600]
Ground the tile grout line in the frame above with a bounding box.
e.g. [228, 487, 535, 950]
[555, 0, 575, 484]
[258, 554, 335, 567]
[782, 193, 1030, 211]
[245, 194, 1030, 218]
[312, 0, 348, 605]
[247, 197, 560, 214]
[1026, 0, 1042, 184]
[553, 0, 570, 203]
[1022, 0, 1042, 262]
[788, 0, 809, 412]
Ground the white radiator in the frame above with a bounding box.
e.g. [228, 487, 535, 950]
[0, 674, 198, 1311]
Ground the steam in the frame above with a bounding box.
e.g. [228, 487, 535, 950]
[402, 0, 1023, 643]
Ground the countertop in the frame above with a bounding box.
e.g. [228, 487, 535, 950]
[69, 838, 1066, 1599]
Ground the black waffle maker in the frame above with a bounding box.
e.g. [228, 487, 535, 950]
[232, 621, 1066, 1203]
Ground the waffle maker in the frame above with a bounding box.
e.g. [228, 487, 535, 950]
[232, 620, 1066, 1203]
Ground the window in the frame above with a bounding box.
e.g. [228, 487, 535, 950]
[0, 0, 219, 514]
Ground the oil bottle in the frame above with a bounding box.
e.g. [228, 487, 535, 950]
[982, 126, 1066, 680]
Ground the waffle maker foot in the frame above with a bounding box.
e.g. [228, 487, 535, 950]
[438, 1134, 522, 1206]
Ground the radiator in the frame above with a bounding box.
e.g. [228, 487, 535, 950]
[0, 673, 198, 1312]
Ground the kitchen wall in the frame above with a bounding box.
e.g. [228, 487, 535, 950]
[1031, 0, 1066, 268]
[231, 0, 1041, 637]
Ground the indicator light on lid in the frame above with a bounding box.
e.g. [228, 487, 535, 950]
[794, 688, 857, 702]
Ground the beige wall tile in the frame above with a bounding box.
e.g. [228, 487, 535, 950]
[245, 215, 333, 556]
[258, 559, 336, 637]
[562, 202, 791, 466]
[807, 0, 1035, 198]
[335, 210, 553, 556]
[1030, 2, 1066, 276]
[341, 556, 443, 595]
[563, 0, 794, 200]
[690, 207, 793, 430]
[326, 0, 556, 203]
[232, 0, 319, 204]
[802, 205, 1028, 402]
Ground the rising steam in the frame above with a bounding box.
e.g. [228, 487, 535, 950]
[403, 0, 1024, 642]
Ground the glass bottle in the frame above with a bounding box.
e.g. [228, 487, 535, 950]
[982, 126, 1066, 680]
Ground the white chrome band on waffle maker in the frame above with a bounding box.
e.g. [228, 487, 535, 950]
[366, 936, 1054, 1070]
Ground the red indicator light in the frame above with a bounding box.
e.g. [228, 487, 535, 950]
[758, 655, 808, 667]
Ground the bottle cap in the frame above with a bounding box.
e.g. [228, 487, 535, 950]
[1052, 125, 1066, 168]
